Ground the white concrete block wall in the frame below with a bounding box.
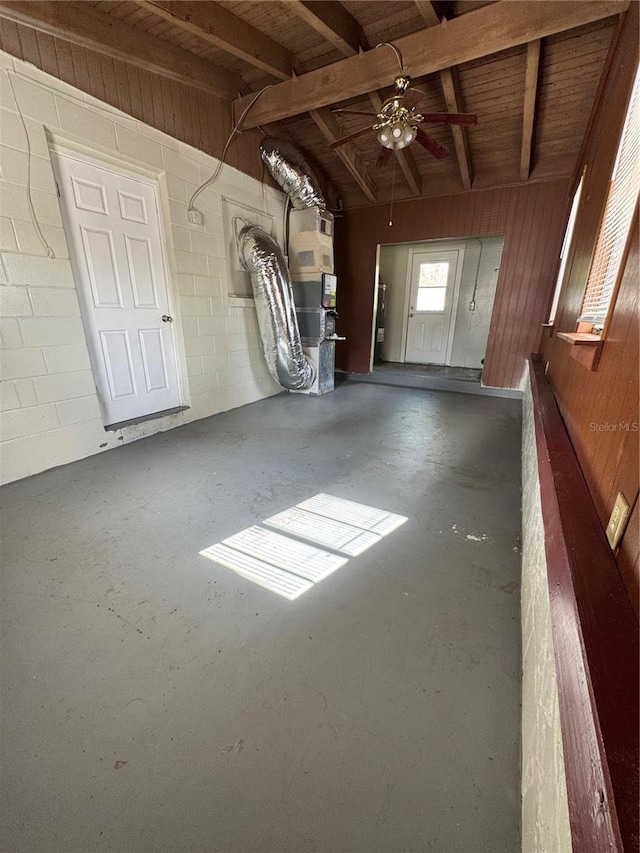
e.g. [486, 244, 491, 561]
[520, 364, 572, 853]
[0, 53, 283, 485]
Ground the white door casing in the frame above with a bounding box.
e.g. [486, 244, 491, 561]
[52, 151, 181, 426]
[403, 248, 464, 365]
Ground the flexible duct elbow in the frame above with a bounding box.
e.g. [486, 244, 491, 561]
[238, 224, 315, 391]
[260, 139, 326, 210]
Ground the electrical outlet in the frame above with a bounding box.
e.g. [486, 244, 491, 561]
[606, 492, 630, 550]
[188, 208, 203, 225]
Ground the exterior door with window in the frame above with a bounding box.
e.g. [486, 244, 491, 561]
[52, 151, 181, 426]
[404, 250, 461, 364]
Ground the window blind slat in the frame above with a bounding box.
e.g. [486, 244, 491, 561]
[579, 67, 640, 327]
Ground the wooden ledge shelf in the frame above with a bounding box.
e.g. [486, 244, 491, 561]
[557, 331, 604, 370]
[529, 356, 639, 852]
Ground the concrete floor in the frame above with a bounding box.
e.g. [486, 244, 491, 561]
[346, 364, 522, 400]
[1, 382, 522, 853]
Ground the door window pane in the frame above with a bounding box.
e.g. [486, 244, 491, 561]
[416, 287, 446, 311]
[419, 262, 448, 288]
[416, 261, 448, 311]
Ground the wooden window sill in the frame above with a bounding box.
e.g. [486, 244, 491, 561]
[557, 332, 603, 370]
[557, 332, 602, 344]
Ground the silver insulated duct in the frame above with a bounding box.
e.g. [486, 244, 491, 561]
[260, 139, 326, 210]
[238, 224, 315, 391]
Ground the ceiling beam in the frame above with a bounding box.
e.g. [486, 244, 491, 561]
[413, 0, 441, 27]
[392, 144, 422, 197]
[0, 0, 239, 99]
[134, 0, 295, 82]
[439, 67, 473, 190]
[414, 1, 473, 190]
[235, 1, 628, 128]
[520, 39, 542, 181]
[137, 0, 377, 202]
[288, 1, 367, 56]
[310, 108, 377, 202]
[307, 109, 375, 202]
[316, 108, 378, 202]
[290, 1, 421, 195]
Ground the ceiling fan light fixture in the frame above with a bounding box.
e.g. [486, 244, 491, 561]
[377, 126, 393, 148]
[333, 64, 476, 163]
[378, 123, 417, 150]
[402, 125, 417, 147]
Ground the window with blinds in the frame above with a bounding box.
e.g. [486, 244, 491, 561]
[548, 174, 584, 324]
[578, 65, 640, 329]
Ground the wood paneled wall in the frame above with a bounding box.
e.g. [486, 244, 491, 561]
[0, 19, 267, 182]
[542, 5, 639, 616]
[334, 178, 570, 388]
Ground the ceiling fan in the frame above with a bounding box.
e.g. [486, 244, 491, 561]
[330, 45, 477, 168]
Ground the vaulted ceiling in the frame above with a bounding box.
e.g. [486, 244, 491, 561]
[0, 1, 627, 207]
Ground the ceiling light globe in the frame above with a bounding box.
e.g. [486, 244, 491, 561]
[404, 125, 417, 145]
[377, 127, 394, 149]
[393, 125, 418, 149]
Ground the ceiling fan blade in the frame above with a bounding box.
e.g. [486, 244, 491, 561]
[415, 128, 450, 160]
[333, 109, 378, 118]
[405, 88, 435, 110]
[376, 147, 392, 169]
[329, 125, 373, 149]
[420, 112, 478, 127]
[406, 89, 478, 125]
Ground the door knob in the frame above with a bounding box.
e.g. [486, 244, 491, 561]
[161, 314, 173, 323]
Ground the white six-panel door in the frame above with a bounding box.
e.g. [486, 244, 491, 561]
[404, 249, 463, 365]
[52, 151, 181, 426]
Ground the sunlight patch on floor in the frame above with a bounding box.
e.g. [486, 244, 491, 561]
[199, 494, 408, 599]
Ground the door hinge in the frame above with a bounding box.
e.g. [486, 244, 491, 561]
[55, 180, 61, 198]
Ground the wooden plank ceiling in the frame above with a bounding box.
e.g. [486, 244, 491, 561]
[0, 0, 624, 208]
